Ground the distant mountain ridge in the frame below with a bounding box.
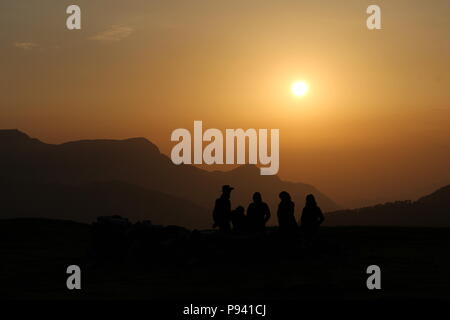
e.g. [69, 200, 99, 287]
[0, 179, 208, 227]
[325, 185, 450, 227]
[0, 129, 339, 227]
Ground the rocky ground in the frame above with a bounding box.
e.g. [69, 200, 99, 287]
[1, 217, 450, 300]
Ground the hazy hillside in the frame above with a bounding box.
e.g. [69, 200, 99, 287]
[0, 179, 209, 228]
[325, 185, 450, 227]
[0, 129, 339, 226]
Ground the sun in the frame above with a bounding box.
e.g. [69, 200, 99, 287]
[291, 81, 309, 97]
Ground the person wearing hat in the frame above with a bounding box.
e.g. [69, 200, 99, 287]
[212, 185, 234, 232]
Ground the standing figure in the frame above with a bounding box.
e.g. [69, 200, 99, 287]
[277, 191, 298, 233]
[212, 185, 234, 232]
[300, 194, 325, 243]
[247, 192, 271, 232]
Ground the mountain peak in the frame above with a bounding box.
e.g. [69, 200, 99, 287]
[0, 129, 44, 147]
[124, 137, 154, 144]
[417, 185, 450, 206]
[0, 129, 31, 140]
[123, 137, 161, 154]
[59, 136, 161, 155]
[229, 165, 281, 181]
[230, 164, 260, 174]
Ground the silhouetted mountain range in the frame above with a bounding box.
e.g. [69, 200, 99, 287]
[0, 129, 338, 227]
[0, 179, 208, 227]
[325, 185, 450, 227]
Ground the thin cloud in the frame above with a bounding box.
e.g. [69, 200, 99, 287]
[89, 25, 134, 42]
[14, 42, 38, 50]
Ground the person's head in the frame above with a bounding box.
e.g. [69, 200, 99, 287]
[253, 192, 262, 203]
[279, 191, 291, 201]
[221, 185, 234, 198]
[305, 194, 317, 207]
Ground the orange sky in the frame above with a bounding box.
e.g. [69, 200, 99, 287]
[1, 0, 449, 207]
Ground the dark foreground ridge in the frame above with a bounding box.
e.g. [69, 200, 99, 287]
[1, 217, 450, 300]
[326, 185, 450, 227]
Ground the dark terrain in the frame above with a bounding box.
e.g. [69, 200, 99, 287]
[2, 129, 450, 228]
[326, 185, 450, 227]
[1, 218, 449, 300]
[0, 129, 338, 228]
[1, 129, 449, 301]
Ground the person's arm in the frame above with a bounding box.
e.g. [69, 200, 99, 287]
[226, 200, 232, 219]
[317, 207, 325, 225]
[247, 204, 253, 218]
[298, 206, 302, 223]
[212, 200, 219, 227]
[264, 204, 271, 223]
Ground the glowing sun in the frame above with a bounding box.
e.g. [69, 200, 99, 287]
[291, 81, 309, 97]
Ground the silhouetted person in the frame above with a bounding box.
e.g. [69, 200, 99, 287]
[300, 194, 325, 244]
[231, 206, 247, 232]
[212, 185, 234, 232]
[247, 192, 271, 232]
[277, 191, 298, 233]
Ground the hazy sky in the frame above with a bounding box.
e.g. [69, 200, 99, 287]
[1, 0, 449, 208]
